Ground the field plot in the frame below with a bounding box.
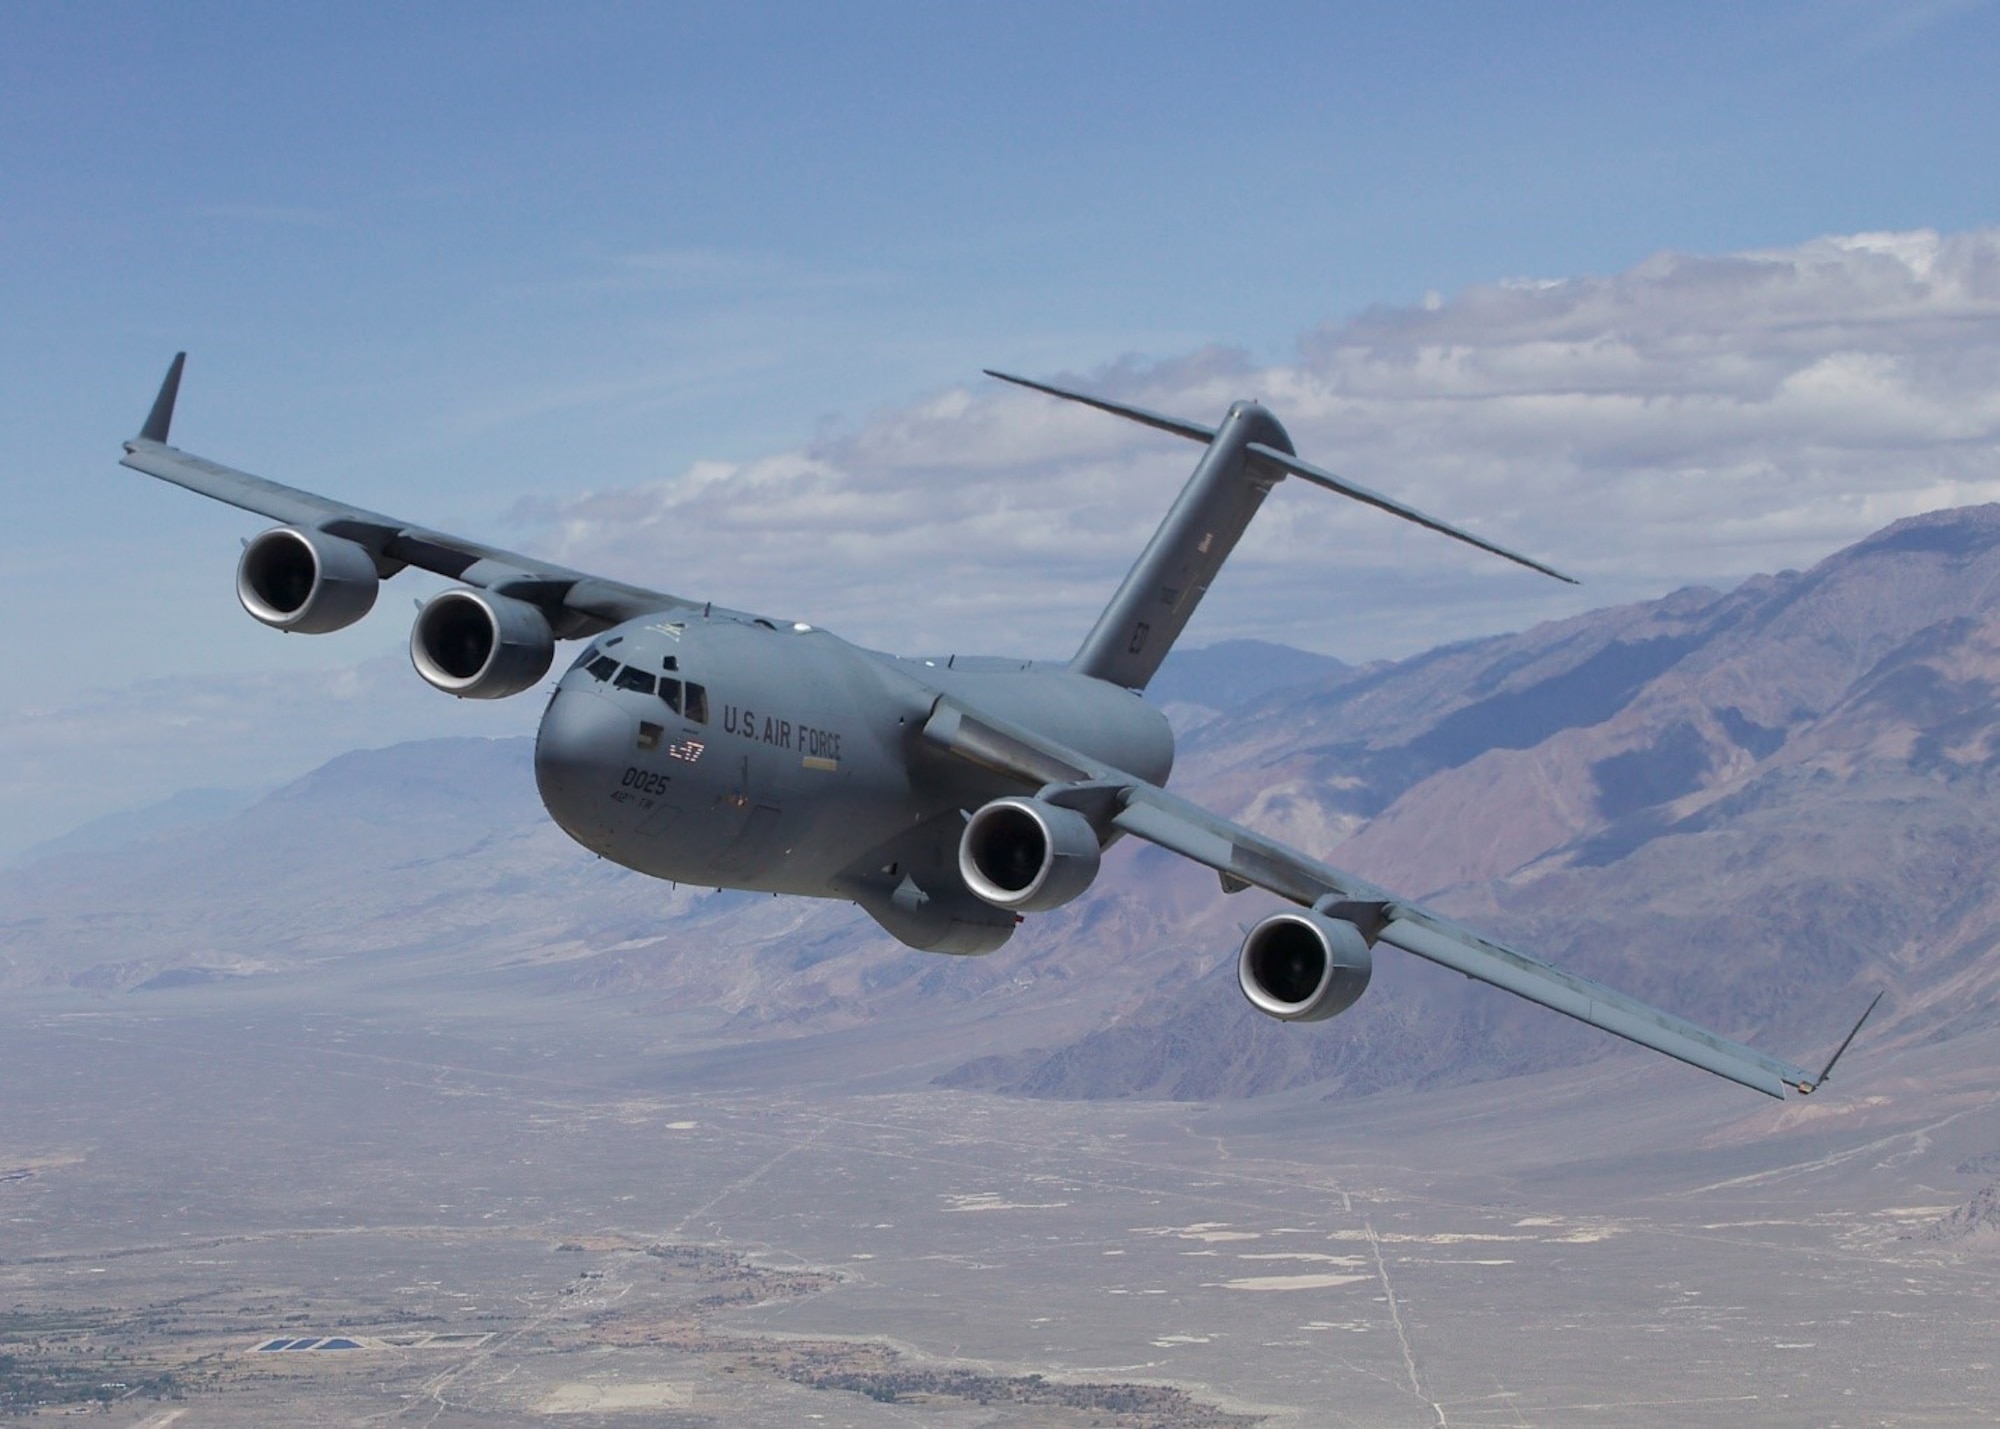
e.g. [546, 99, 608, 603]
[3, 991, 1998, 1426]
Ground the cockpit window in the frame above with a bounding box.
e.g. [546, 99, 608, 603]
[658, 677, 683, 716]
[684, 682, 709, 724]
[614, 666, 657, 695]
[586, 655, 619, 682]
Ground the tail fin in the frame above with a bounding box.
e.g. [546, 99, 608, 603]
[987, 371, 1574, 692]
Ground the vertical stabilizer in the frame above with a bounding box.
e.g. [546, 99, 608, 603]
[1070, 400, 1295, 690]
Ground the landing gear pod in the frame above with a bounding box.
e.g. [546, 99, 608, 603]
[851, 876, 1018, 956]
[958, 797, 1102, 912]
[1238, 910, 1373, 1022]
[236, 526, 379, 633]
[410, 589, 554, 699]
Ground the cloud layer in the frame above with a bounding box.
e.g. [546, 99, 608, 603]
[11, 229, 2000, 856]
[534, 228, 2000, 661]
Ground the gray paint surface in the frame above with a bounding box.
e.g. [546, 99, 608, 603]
[110, 354, 1859, 1099]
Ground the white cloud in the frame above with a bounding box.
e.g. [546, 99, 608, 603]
[16, 229, 2000, 856]
[529, 228, 2000, 660]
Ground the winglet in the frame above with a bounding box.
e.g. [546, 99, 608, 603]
[1797, 990, 1884, 1094]
[138, 352, 187, 445]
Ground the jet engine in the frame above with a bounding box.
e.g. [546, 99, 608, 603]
[958, 797, 1102, 912]
[236, 526, 379, 633]
[410, 589, 554, 699]
[1237, 909, 1373, 1022]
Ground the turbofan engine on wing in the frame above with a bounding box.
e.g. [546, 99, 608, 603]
[410, 589, 554, 699]
[236, 526, 379, 633]
[958, 797, 1102, 912]
[1238, 909, 1373, 1022]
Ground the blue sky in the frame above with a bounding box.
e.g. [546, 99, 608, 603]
[4, 2, 1999, 853]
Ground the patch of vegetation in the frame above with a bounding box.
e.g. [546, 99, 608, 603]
[0, 1352, 177, 1412]
[784, 1362, 1262, 1425]
[0, 1306, 183, 1412]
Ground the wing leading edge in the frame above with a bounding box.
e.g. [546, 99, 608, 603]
[923, 696, 1853, 1100]
[120, 353, 691, 634]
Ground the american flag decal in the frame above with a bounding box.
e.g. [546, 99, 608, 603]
[667, 739, 706, 763]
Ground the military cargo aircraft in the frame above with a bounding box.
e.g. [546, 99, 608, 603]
[120, 355, 1875, 1099]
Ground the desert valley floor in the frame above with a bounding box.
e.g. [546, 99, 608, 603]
[5, 975, 1997, 1427]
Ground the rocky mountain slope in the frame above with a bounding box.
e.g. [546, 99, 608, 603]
[955, 504, 2000, 1097]
[9, 505, 2000, 1101]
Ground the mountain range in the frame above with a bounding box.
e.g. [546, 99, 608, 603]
[9, 506, 2000, 1102]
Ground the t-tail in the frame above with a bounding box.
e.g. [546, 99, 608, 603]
[988, 370, 1577, 692]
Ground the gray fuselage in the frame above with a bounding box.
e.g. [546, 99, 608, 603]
[532, 608, 1173, 903]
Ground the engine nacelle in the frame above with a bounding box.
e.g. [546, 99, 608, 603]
[236, 526, 379, 633]
[1238, 909, 1373, 1023]
[958, 797, 1102, 913]
[410, 589, 555, 699]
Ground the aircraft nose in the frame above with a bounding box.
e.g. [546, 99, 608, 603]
[535, 687, 636, 851]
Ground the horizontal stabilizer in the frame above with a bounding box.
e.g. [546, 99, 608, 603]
[984, 370, 1217, 445]
[989, 369, 1574, 587]
[1244, 442, 1578, 585]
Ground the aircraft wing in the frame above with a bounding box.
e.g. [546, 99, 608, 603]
[923, 697, 1847, 1100]
[120, 354, 691, 633]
